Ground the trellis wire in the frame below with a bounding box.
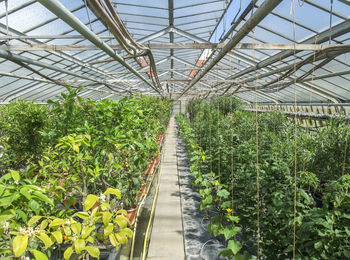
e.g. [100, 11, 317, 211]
[291, 1, 298, 259]
[251, 2, 260, 258]
[84, 0, 93, 31]
[230, 34, 235, 216]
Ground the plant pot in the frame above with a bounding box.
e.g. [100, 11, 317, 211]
[136, 184, 147, 202]
[157, 134, 164, 145]
[51, 244, 122, 260]
[145, 160, 156, 175]
[154, 154, 160, 164]
[94, 244, 123, 260]
[126, 207, 138, 226]
[140, 184, 147, 196]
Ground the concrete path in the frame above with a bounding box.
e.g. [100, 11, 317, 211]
[147, 116, 185, 259]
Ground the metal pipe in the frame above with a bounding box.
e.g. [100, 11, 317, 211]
[226, 19, 350, 82]
[0, 22, 132, 94]
[0, 49, 127, 93]
[243, 108, 350, 120]
[0, 35, 116, 40]
[2, 42, 348, 51]
[36, 0, 161, 95]
[249, 102, 350, 106]
[179, 0, 283, 98]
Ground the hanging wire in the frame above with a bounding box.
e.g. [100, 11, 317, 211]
[251, 1, 260, 258]
[308, 36, 318, 132]
[229, 37, 235, 215]
[342, 119, 349, 176]
[84, 0, 93, 31]
[291, 0, 298, 258]
[5, 0, 9, 43]
[217, 80, 221, 184]
[329, 0, 334, 44]
[230, 94, 234, 215]
[209, 97, 213, 173]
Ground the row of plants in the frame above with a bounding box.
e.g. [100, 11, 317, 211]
[0, 87, 172, 259]
[177, 96, 350, 259]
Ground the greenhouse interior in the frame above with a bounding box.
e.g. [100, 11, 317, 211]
[0, 0, 350, 259]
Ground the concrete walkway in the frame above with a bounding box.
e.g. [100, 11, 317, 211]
[147, 116, 185, 259]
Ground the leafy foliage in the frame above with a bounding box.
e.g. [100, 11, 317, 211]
[178, 96, 350, 259]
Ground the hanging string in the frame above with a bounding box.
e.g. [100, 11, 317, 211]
[291, 0, 298, 258]
[251, 1, 260, 257]
[229, 37, 235, 215]
[209, 97, 213, 173]
[84, 0, 93, 31]
[199, 88, 202, 148]
[217, 78, 221, 184]
[5, 0, 9, 39]
[307, 35, 317, 132]
[342, 125, 349, 176]
[329, 0, 334, 44]
[230, 95, 234, 215]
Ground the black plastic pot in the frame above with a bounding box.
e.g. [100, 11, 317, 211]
[50, 244, 122, 260]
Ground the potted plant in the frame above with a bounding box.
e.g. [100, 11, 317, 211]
[10, 188, 132, 260]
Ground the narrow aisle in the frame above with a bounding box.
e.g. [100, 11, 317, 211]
[147, 116, 185, 259]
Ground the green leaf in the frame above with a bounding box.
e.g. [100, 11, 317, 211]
[41, 219, 49, 230]
[223, 226, 240, 240]
[0, 214, 14, 222]
[74, 212, 90, 220]
[104, 223, 114, 236]
[227, 240, 242, 255]
[84, 194, 99, 211]
[217, 189, 230, 199]
[315, 241, 322, 249]
[234, 251, 251, 260]
[32, 249, 48, 260]
[104, 188, 121, 199]
[10, 170, 20, 181]
[64, 246, 73, 260]
[29, 200, 40, 214]
[103, 212, 113, 226]
[16, 209, 27, 222]
[32, 191, 54, 207]
[100, 202, 111, 211]
[20, 188, 32, 200]
[49, 218, 65, 228]
[28, 216, 43, 226]
[81, 226, 95, 239]
[52, 230, 63, 244]
[13, 235, 28, 257]
[122, 228, 133, 238]
[86, 236, 94, 244]
[74, 239, 85, 254]
[115, 215, 128, 229]
[72, 144, 80, 153]
[109, 234, 119, 248]
[115, 232, 128, 244]
[71, 222, 81, 235]
[37, 233, 53, 249]
[116, 209, 127, 215]
[86, 246, 100, 258]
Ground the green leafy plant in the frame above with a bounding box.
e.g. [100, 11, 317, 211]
[10, 188, 132, 259]
[0, 100, 48, 168]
